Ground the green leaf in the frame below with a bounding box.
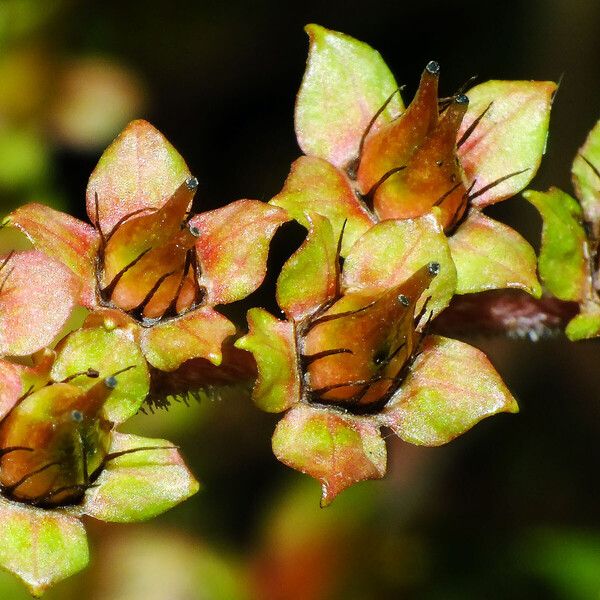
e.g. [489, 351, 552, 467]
[83, 432, 199, 522]
[0, 497, 88, 597]
[295, 24, 403, 169]
[272, 405, 386, 506]
[342, 214, 456, 319]
[276, 213, 338, 320]
[572, 119, 600, 232]
[234, 308, 300, 413]
[566, 312, 600, 341]
[270, 156, 375, 256]
[139, 307, 236, 372]
[190, 199, 289, 305]
[524, 188, 588, 301]
[383, 335, 518, 445]
[449, 211, 541, 296]
[458, 80, 556, 207]
[0, 250, 80, 356]
[7, 203, 98, 307]
[86, 119, 190, 233]
[51, 326, 150, 424]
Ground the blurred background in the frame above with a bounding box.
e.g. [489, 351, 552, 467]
[0, 0, 599, 597]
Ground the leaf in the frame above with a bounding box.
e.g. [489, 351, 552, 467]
[295, 24, 403, 169]
[448, 211, 541, 296]
[272, 405, 386, 506]
[342, 214, 456, 319]
[458, 80, 556, 207]
[383, 335, 518, 445]
[83, 432, 199, 522]
[7, 203, 98, 307]
[51, 326, 150, 424]
[524, 188, 588, 302]
[190, 200, 288, 305]
[0, 251, 80, 356]
[270, 156, 375, 255]
[86, 119, 191, 233]
[139, 307, 236, 372]
[566, 312, 600, 341]
[0, 498, 88, 597]
[572, 119, 600, 233]
[276, 213, 338, 320]
[234, 308, 300, 412]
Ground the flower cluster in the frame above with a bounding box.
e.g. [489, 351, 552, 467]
[0, 23, 558, 595]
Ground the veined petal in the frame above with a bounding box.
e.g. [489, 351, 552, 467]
[383, 335, 518, 445]
[234, 308, 300, 413]
[272, 405, 387, 507]
[82, 432, 199, 523]
[295, 24, 403, 169]
[270, 156, 375, 255]
[7, 203, 98, 307]
[86, 119, 191, 233]
[342, 214, 456, 319]
[0, 496, 88, 597]
[449, 211, 541, 297]
[190, 200, 288, 305]
[276, 212, 338, 320]
[458, 80, 556, 207]
[140, 307, 236, 372]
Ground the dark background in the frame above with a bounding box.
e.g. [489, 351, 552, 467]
[1, 0, 599, 598]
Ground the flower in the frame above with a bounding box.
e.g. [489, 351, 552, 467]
[271, 24, 555, 299]
[236, 211, 518, 506]
[5, 119, 288, 376]
[0, 325, 197, 596]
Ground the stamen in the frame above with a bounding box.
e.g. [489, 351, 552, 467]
[104, 445, 177, 463]
[163, 249, 193, 318]
[467, 168, 529, 203]
[3, 461, 60, 494]
[130, 271, 176, 318]
[101, 247, 152, 299]
[457, 101, 493, 148]
[302, 348, 353, 366]
[365, 166, 406, 201]
[433, 182, 462, 207]
[308, 300, 378, 329]
[61, 368, 100, 383]
[579, 154, 600, 181]
[0, 447, 33, 458]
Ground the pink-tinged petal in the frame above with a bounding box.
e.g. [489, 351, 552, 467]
[51, 326, 149, 424]
[234, 308, 300, 413]
[342, 214, 456, 319]
[7, 203, 98, 307]
[86, 119, 191, 233]
[458, 80, 556, 207]
[448, 211, 541, 297]
[83, 432, 199, 523]
[272, 405, 386, 507]
[270, 156, 375, 255]
[190, 200, 288, 305]
[0, 497, 88, 597]
[140, 307, 236, 372]
[572, 119, 600, 236]
[0, 250, 80, 356]
[295, 24, 403, 169]
[0, 359, 23, 420]
[383, 335, 518, 446]
[277, 213, 338, 320]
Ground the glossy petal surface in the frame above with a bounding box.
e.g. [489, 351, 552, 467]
[270, 156, 375, 255]
[140, 307, 236, 372]
[272, 405, 386, 506]
[83, 432, 199, 523]
[0, 498, 88, 597]
[50, 326, 149, 424]
[0, 250, 79, 356]
[235, 308, 300, 413]
[458, 80, 556, 207]
[383, 336, 518, 445]
[191, 200, 288, 305]
[86, 119, 190, 233]
[524, 188, 587, 302]
[342, 215, 456, 318]
[295, 24, 403, 169]
[277, 213, 338, 320]
[572, 118, 600, 231]
[449, 211, 541, 296]
[7, 204, 97, 306]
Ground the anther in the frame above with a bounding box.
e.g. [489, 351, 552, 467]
[188, 223, 201, 237]
[398, 294, 410, 307]
[104, 376, 118, 389]
[426, 60, 440, 75]
[428, 262, 441, 276]
[455, 94, 469, 105]
[71, 410, 83, 422]
[185, 176, 199, 191]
